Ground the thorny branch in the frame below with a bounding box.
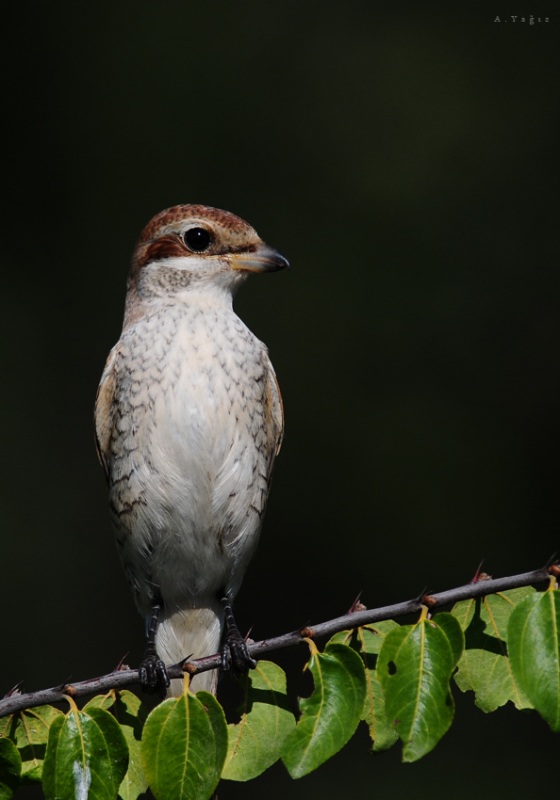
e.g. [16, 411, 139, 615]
[1, 562, 557, 718]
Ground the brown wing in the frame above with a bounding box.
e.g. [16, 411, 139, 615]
[94, 345, 119, 481]
[263, 354, 285, 472]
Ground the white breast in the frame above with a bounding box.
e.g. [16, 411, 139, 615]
[107, 295, 276, 614]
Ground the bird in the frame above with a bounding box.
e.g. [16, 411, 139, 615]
[94, 204, 288, 696]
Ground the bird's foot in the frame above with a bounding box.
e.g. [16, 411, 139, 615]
[221, 634, 257, 676]
[139, 602, 170, 695]
[220, 595, 257, 677]
[138, 650, 170, 696]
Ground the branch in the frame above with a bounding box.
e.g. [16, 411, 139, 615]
[1, 562, 557, 718]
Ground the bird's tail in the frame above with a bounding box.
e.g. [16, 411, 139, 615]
[156, 602, 224, 696]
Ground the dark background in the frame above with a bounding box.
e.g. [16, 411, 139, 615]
[2, 4, 559, 797]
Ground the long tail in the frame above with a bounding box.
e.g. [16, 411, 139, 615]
[156, 602, 224, 696]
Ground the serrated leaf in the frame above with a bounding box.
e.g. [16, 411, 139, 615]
[84, 694, 116, 712]
[223, 661, 295, 781]
[281, 642, 366, 778]
[378, 611, 464, 762]
[141, 690, 227, 800]
[357, 625, 401, 752]
[0, 716, 16, 740]
[198, 690, 229, 771]
[328, 619, 400, 652]
[508, 586, 560, 731]
[0, 737, 21, 800]
[329, 623, 400, 752]
[453, 586, 535, 641]
[42, 703, 129, 800]
[452, 587, 534, 711]
[13, 705, 64, 783]
[111, 691, 149, 800]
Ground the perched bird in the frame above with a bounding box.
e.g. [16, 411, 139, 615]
[94, 205, 287, 695]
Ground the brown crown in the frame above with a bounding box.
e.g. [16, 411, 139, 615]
[138, 204, 252, 243]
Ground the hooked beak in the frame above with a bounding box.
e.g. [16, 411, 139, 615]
[230, 244, 289, 273]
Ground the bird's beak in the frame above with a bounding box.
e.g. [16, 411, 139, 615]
[230, 244, 289, 273]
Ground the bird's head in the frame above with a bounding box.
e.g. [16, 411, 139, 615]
[126, 205, 288, 311]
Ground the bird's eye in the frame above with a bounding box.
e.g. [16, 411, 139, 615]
[183, 227, 212, 252]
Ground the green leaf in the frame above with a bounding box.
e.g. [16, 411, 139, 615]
[0, 737, 21, 800]
[281, 642, 366, 779]
[198, 690, 229, 775]
[330, 623, 400, 752]
[222, 661, 295, 781]
[508, 586, 560, 731]
[357, 625, 401, 752]
[377, 611, 464, 762]
[452, 587, 534, 712]
[81, 684, 151, 797]
[42, 702, 129, 800]
[0, 716, 16, 741]
[111, 691, 149, 800]
[12, 705, 64, 783]
[141, 690, 228, 800]
[83, 694, 117, 712]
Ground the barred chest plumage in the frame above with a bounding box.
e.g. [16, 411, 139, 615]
[105, 295, 280, 616]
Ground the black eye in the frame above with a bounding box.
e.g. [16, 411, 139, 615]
[184, 227, 212, 252]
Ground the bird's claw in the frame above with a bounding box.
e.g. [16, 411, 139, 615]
[139, 653, 170, 695]
[219, 593, 256, 676]
[221, 634, 256, 677]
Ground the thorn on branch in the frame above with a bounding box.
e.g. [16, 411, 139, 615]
[470, 559, 486, 583]
[547, 558, 560, 577]
[114, 653, 130, 672]
[348, 592, 366, 614]
[414, 586, 429, 604]
[422, 594, 438, 608]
